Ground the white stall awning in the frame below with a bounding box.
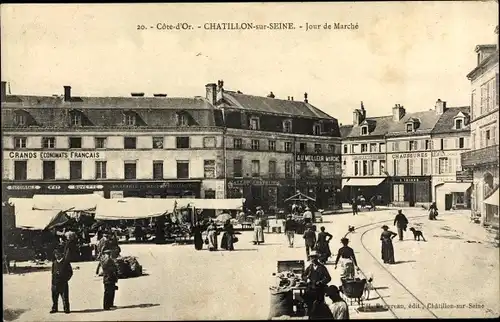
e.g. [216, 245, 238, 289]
[32, 194, 103, 212]
[95, 198, 177, 220]
[437, 182, 472, 193]
[176, 198, 246, 210]
[343, 178, 386, 187]
[484, 188, 499, 206]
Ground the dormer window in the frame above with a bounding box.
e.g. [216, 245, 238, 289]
[249, 117, 260, 130]
[283, 120, 292, 133]
[176, 112, 189, 126]
[406, 123, 414, 132]
[455, 119, 463, 129]
[14, 113, 26, 126]
[361, 125, 369, 135]
[313, 123, 322, 136]
[124, 113, 136, 126]
[70, 112, 82, 127]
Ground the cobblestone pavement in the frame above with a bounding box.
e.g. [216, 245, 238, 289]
[3, 209, 499, 320]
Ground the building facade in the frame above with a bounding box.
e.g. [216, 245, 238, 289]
[461, 28, 499, 227]
[1, 83, 225, 201]
[207, 81, 342, 211]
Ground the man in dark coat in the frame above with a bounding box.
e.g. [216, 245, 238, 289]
[393, 210, 409, 241]
[50, 248, 73, 314]
[302, 251, 332, 317]
[96, 249, 118, 310]
[351, 198, 358, 216]
[303, 225, 317, 258]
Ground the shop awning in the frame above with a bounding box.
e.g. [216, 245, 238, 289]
[176, 198, 246, 210]
[342, 178, 386, 187]
[484, 188, 499, 206]
[14, 208, 68, 230]
[437, 182, 472, 193]
[32, 194, 103, 212]
[94, 198, 177, 220]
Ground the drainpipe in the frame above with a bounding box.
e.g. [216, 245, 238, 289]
[294, 136, 297, 193]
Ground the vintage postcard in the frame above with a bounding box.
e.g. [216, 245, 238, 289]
[1, 2, 499, 321]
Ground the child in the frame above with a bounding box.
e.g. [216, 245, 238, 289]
[50, 248, 73, 314]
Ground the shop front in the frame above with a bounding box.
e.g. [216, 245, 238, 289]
[226, 178, 292, 212]
[390, 176, 432, 207]
[296, 178, 341, 210]
[2, 180, 202, 201]
[435, 182, 472, 211]
[341, 177, 390, 205]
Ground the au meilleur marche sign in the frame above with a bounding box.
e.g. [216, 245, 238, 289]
[295, 154, 340, 162]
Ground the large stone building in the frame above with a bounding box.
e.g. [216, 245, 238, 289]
[461, 26, 499, 227]
[207, 80, 342, 211]
[1, 83, 225, 200]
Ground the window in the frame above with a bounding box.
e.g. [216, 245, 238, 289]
[393, 184, 405, 202]
[70, 112, 82, 126]
[343, 145, 348, 153]
[354, 161, 359, 176]
[42, 137, 56, 149]
[124, 137, 137, 149]
[314, 144, 322, 153]
[455, 119, 463, 129]
[351, 144, 358, 153]
[425, 140, 431, 150]
[459, 137, 465, 149]
[300, 162, 307, 176]
[204, 160, 216, 178]
[95, 161, 107, 179]
[251, 139, 260, 150]
[328, 144, 336, 153]
[125, 113, 136, 126]
[438, 158, 449, 174]
[95, 137, 107, 149]
[69, 137, 82, 149]
[362, 161, 368, 176]
[299, 143, 307, 152]
[440, 138, 445, 150]
[422, 159, 429, 175]
[269, 161, 277, 178]
[407, 159, 414, 175]
[406, 123, 414, 132]
[369, 160, 376, 175]
[234, 138, 242, 149]
[393, 160, 399, 176]
[124, 162, 137, 179]
[284, 142, 292, 152]
[14, 161, 27, 180]
[203, 137, 216, 148]
[249, 117, 260, 130]
[70, 161, 82, 180]
[176, 137, 190, 148]
[314, 162, 322, 177]
[14, 137, 27, 149]
[285, 161, 293, 178]
[14, 113, 26, 126]
[268, 140, 276, 151]
[379, 143, 385, 152]
[153, 161, 164, 179]
[361, 126, 368, 135]
[176, 161, 189, 179]
[361, 144, 368, 153]
[43, 161, 56, 180]
[313, 124, 322, 135]
[379, 160, 386, 175]
[251, 160, 260, 177]
[392, 142, 399, 152]
[283, 120, 292, 133]
[409, 141, 418, 151]
[153, 137, 164, 149]
[370, 143, 377, 152]
[176, 113, 189, 126]
[233, 160, 243, 177]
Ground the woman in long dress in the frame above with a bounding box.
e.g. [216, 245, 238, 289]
[380, 225, 397, 264]
[193, 222, 204, 250]
[316, 226, 333, 264]
[206, 221, 219, 251]
[221, 220, 235, 251]
[334, 238, 359, 281]
[253, 214, 265, 245]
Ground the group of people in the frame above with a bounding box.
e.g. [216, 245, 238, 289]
[192, 218, 238, 251]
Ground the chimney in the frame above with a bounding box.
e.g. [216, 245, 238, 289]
[360, 101, 366, 119]
[217, 80, 224, 90]
[392, 104, 406, 121]
[287, 96, 290, 100]
[64, 85, 71, 102]
[435, 99, 447, 115]
[304, 92, 308, 103]
[153, 93, 167, 97]
[291, 96, 294, 101]
[1, 81, 6, 102]
[205, 83, 217, 105]
[131, 92, 145, 97]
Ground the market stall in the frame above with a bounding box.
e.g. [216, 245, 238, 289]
[269, 260, 308, 319]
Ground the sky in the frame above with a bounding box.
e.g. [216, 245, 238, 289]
[1, 2, 498, 124]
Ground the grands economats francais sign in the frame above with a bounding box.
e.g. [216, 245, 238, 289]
[4, 151, 105, 160]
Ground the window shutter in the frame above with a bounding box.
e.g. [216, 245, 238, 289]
[434, 159, 439, 175]
[496, 73, 499, 107]
[449, 158, 455, 174]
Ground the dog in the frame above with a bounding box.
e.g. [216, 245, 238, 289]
[409, 227, 426, 241]
[348, 226, 355, 233]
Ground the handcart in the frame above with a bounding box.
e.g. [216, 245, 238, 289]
[339, 277, 368, 306]
[269, 260, 309, 320]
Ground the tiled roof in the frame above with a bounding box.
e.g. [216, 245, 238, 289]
[431, 106, 471, 134]
[222, 91, 334, 119]
[345, 115, 394, 139]
[340, 125, 353, 138]
[1, 95, 223, 128]
[386, 110, 442, 137]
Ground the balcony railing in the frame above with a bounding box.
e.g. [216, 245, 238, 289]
[461, 145, 499, 169]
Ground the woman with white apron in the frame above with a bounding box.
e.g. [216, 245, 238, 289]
[333, 238, 359, 281]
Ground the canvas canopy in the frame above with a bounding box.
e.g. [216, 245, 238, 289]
[32, 194, 102, 212]
[8, 197, 70, 230]
[284, 192, 316, 203]
[95, 198, 177, 220]
[175, 198, 245, 210]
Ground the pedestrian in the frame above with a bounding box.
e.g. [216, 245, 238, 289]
[369, 195, 377, 211]
[50, 248, 73, 314]
[96, 231, 110, 260]
[380, 225, 397, 264]
[303, 224, 317, 258]
[192, 222, 204, 250]
[351, 198, 358, 216]
[334, 238, 359, 281]
[325, 285, 350, 320]
[284, 214, 296, 247]
[393, 210, 409, 241]
[253, 213, 265, 245]
[221, 219, 235, 251]
[316, 226, 333, 264]
[206, 220, 219, 251]
[303, 207, 313, 225]
[96, 249, 118, 310]
[429, 202, 438, 220]
[302, 251, 332, 318]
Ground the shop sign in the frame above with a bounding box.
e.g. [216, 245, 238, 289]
[392, 177, 430, 183]
[68, 184, 104, 190]
[432, 151, 459, 157]
[4, 151, 105, 160]
[352, 154, 385, 161]
[227, 179, 281, 188]
[391, 152, 429, 159]
[456, 169, 473, 182]
[109, 182, 199, 191]
[47, 185, 62, 190]
[6, 185, 41, 191]
[110, 191, 124, 199]
[296, 154, 340, 162]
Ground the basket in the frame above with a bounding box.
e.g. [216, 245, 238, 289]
[340, 278, 366, 299]
[277, 260, 305, 274]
